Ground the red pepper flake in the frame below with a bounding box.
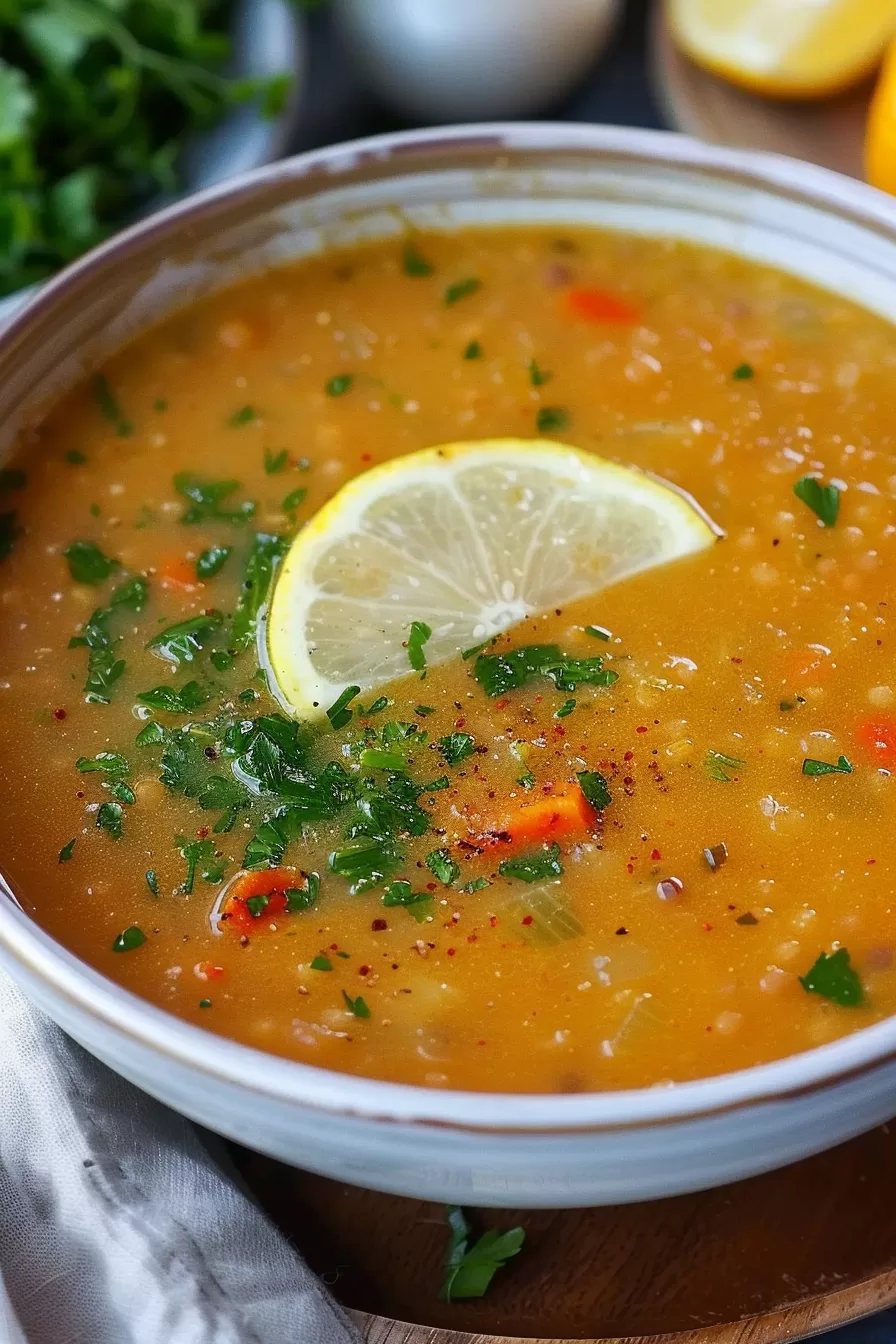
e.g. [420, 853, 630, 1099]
[358, 964, 370, 976]
[467, 933, 477, 943]
[867, 858, 877, 865]
[447, 947, 456, 956]
[454, 718, 466, 729]
[731, 656, 743, 665]
[636, 725, 648, 734]
[360, 453, 372, 462]
[650, 848, 662, 861]
[330, 943, 339, 951]
[702, 922, 713, 932]
[426, 882, 437, 892]
[521, 914, 534, 926]
[624, 750, 634, 761]
[489, 914, 498, 928]
[496, 698, 509, 709]
[477, 1039, 487, 1046]
[371, 918, 387, 931]
[616, 926, 628, 935]
[53, 707, 67, 721]
[196, 826, 209, 839]
[626, 862, 635, 875]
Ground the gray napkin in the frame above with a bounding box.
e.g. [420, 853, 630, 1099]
[0, 968, 359, 1344]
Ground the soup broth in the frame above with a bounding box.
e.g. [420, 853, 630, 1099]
[2, 225, 896, 1094]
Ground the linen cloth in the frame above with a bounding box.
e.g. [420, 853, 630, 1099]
[0, 967, 358, 1344]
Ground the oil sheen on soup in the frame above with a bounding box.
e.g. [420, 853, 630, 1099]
[1, 226, 895, 1096]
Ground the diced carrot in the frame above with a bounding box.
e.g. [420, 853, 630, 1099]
[857, 716, 896, 764]
[782, 645, 831, 685]
[565, 288, 640, 325]
[161, 555, 202, 591]
[483, 784, 596, 849]
[219, 868, 299, 935]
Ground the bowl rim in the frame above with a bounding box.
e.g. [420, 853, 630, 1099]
[4, 120, 896, 1133]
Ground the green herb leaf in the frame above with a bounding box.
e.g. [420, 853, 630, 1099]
[231, 532, 288, 653]
[584, 624, 611, 641]
[555, 698, 576, 718]
[445, 277, 481, 305]
[803, 755, 853, 776]
[499, 843, 563, 883]
[439, 732, 476, 766]
[382, 879, 433, 922]
[137, 681, 211, 714]
[459, 877, 490, 894]
[174, 474, 255, 525]
[264, 448, 289, 475]
[147, 611, 223, 665]
[93, 375, 132, 437]
[577, 770, 611, 811]
[96, 802, 123, 840]
[310, 954, 332, 971]
[528, 358, 551, 386]
[517, 767, 536, 790]
[112, 926, 145, 953]
[361, 748, 407, 771]
[286, 873, 320, 912]
[326, 374, 354, 397]
[732, 362, 754, 380]
[536, 406, 570, 434]
[196, 545, 232, 580]
[228, 405, 258, 427]
[462, 340, 483, 360]
[63, 540, 119, 585]
[474, 644, 618, 697]
[326, 685, 360, 731]
[146, 869, 159, 896]
[330, 837, 399, 895]
[58, 838, 76, 863]
[282, 486, 307, 513]
[342, 990, 371, 1018]
[402, 241, 433, 276]
[76, 752, 129, 777]
[440, 1207, 525, 1302]
[357, 696, 390, 716]
[426, 848, 459, 885]
[407, 620, 432, 672]
[177, 836, 226, 895]
[793, 475, 840, 527]
[799, 947, 864, 1006]
[703, 749, 745, 783]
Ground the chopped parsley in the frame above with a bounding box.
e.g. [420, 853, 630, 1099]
[76, 752, 129, 777]
[174, 473, 256, 525]
[793, 475, 840, 527]
[440, 1206, 525, 1302]
[63, 540, 119, 585]
[585, 624, 611, 641]
[444, 277, 481, 305]
[96, 802, 123, 840]
[555, 698, 576, 719]
[704, 749, 744, 783]
[342, 991, 371, 1018]
[517, 767, 536, 790]
[282, 486, 307, 513]
[177, 837, 226, 895]
[426, 848, 460, 886]
[499, 843, 563, 883]
[231, 533, 288, 653]
[439, 732, 476, 766]
[474, 644, 617, 697]
[58, 839, 76, 863]
[325, 374, 354, 397]
[326, 684, 360, 731]
[415, 705, 435, 717]
[360, 748, 406, 771]
[310, 954, 332, 971]
[732, 362, 754, 380]
[383, 879, 433, 922]
[459, 877, 490, 894]
[799, 947, 864, 1006]
[199, 999, 212, 1009]
[93, 374, 132, 437]
[528, 358, 552, 386]
[228, 405, 258, 427]
[536, 406, 570, 434]
[407, 620, 432, 672]
[145, 870, 159, 896]
[264, 448, 289, 475]
[111, 926, 146, 953]
[196, 545, 232, 580]
[577, 770, 611, 811]
[462, 340, 483, 360]
[137, 681, 211, 714]
[357, 696, 390, 716]
[802, 755, 853, 776]
[146, 611, 223, 665]
[402, 241, 434, 276]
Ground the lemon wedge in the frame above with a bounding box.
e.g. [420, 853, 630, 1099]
[266, 438, 718, 717]
[867, 34, 896, 193]
[668, 0, 896, 99]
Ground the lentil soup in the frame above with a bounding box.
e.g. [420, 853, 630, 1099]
[2, 225, 895, 1095]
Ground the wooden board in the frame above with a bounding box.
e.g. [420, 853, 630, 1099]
[650, 3, 870, 181]
[234, 1121, 896, 1342]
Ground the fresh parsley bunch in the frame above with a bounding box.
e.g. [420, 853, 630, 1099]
[0, 0, 292, 297]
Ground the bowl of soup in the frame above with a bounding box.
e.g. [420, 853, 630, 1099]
[2, 124, 896, 1208]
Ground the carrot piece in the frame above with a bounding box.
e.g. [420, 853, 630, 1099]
[485, 785, 596, 849]
[857, 716, 896, 764]
[160, 555, 202, 591]
[565, 288, 640, 325]
[219, 868, 298, 935]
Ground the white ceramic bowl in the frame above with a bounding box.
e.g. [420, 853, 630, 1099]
[3, 125, 896, 1209]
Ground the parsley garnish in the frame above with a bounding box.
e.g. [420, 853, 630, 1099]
[555, 698, 576, 718]
[264, 448, 289, 475]
[584, 624, 611, 641]
[800, 948, 864, 1006]
[286, 873, 320, 912]
[228, 405, 258, 427]
[577, 770, 611, 810]
[444, 277, 481, 305]
[460, 877, 490, 894]
[402, 241, 433, 276]
[58, 839, 76, 863]
[704, 749, 744, 783]
[326, 685, 360, 731]
[415, 704, 435, 716]
[499, 843, 563, 883]
[474, 644, 617, 697]
[63, 540, 119, 585]
[310, 954, 332, 971]
[199, 998, 212, 1009]
[357, 696, 389, 716]
[536, 406, 570, 433]
[177, 837, 226, 895]
[330, 837, 399, 895]
[382, 879, 433, 922]
[282, 486, 307, 513]
[146, 611, 223, 665]
[112, 926, 145, 953]
[439, 732, 476, 766]
[326, 374, 354, 397]
[174, 473, 255, 525]
[426, 848, 459, 885]
[245, 894, 270, 919]
[440, 1206, 525, 1302]
[793, 475, 840, 527]
[803, 755, 853, 776]
[528, 358, 551, 386]
[342, 991, 371, 1018]
[96, 802, 123, 840]
[517, 768, 536, 790]
[145, 870, 159, 896]
[77, 752, 129, 777]
[732, 362, 754, 380]
[137, 681, 211, 714]
[360, 748, 406, 771]
[196, 545, 232, 580]
[93, 375, 132, 437]
[69, 576, 148, 705]
[231, 533, 288, 653]
[463, 340, 483, 360]
[407, 620, 432, 671]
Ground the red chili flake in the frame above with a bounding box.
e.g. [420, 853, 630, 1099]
[496, 699, 509, 710]
[623, 776, 634, 786]
[489, 914, 498, 928]
[626, 862, 635, 875]
[467, 933, 477, 943]
[454, 718, 466, 729]
[650, 848, 662, 861]
[553, 725, 566, 737]
[624, 750, 634, 761]
[426, 882, 437, 892]
[868, 858, 877, 865]
[731, 656, 743, 664]
[330, 942, 339, 951]
[636, 725, 648, 734]
[521, 914, 534, 926]
[196, 826, 209, 839]
[358, 964, 370, 976]
[616, 927, 628, 935]
[360, 453, 372, 463]
[702, 922, 713, 932]
[53, 708, 67, 721]
[76, 790, 85, 800]
[371, 918, 387, 931]
[477, 1039, 487, 1046]
[447, 947, 456, 956]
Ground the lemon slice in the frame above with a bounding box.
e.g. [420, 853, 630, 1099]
[668, 0, 896, 99]
[867, 34, 896, 193]
[266, 438, 718, 716]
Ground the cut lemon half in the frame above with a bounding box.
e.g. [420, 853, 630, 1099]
[867, 33, 896, 194]
[668, 0, 896, 99]
[266, 438, 719, 717]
